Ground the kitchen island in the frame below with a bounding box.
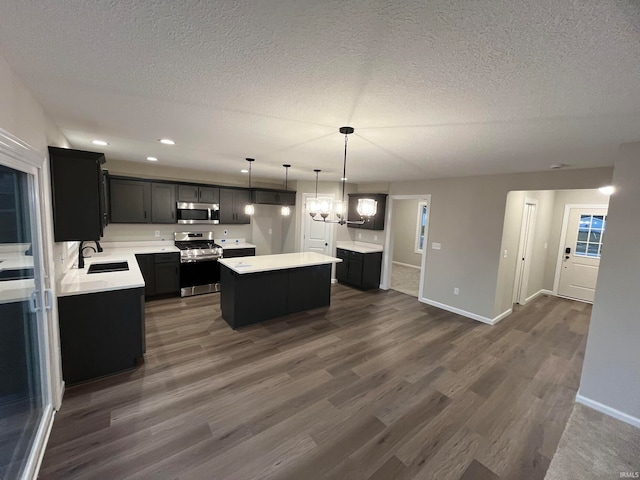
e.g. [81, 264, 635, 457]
[218, 252, 341, 329]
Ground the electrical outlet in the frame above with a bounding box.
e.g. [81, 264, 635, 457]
[544, 242, 548, 249]
[224, 229, 228, 235]
[268, 228, 272, 235]
[154, 230, 160, 237]
[503, 249, 508, 258]
[60, 253, 64, 265]
[358, 233, 362, 239]
[432, 242, 442, 250]
[454, 287, 459, 295]
[373, 235, 378, 241]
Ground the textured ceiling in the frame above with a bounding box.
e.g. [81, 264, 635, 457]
[1, 0, 639, 183]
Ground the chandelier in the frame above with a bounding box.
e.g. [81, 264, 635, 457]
[306, 126, 377, 225]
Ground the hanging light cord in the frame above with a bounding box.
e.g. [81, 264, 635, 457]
[341, 132, 348, 204]
[248, 160, 252, 189]
[284, 166, 288, 191]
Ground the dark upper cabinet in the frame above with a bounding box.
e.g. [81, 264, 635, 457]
[151, 183, 176, 223]
[220, 188, 250, 224]
[110, 179, 151, 223]
[251, 189, 296, 206]
[177, 184, 219, 204]
[49, 147, 106, 241]
[347, 194, 387, 230]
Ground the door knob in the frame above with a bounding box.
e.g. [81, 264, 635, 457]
[325, 243, 328, 246]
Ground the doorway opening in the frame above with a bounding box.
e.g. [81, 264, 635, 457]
[381, 195, 431, 299]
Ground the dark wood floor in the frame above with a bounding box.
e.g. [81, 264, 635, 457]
[40, 285, 590, 480]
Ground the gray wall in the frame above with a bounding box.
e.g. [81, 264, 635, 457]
[392, 198, 423, 267]
[390, 167, 613, 320]
[495, 190, 555, 315]
[579, 143, 640, 421]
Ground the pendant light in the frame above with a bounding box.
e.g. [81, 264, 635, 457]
[307, 126, 377, 225]
[244, 158, 255, 215]
[281, 164, 291, 216]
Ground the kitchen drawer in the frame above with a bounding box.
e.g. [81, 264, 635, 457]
[349, 251, 364, 260]
[154, 252, 179, 264]
[336, 248, 349, 259]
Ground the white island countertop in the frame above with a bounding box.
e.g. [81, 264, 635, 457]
[219, 252, 341, 274]
[58, 242, 179, 297]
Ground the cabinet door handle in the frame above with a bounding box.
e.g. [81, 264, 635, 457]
[144, 210, 147, 219]
[198, 190, 201, 200]
[171, 211, 174, 219]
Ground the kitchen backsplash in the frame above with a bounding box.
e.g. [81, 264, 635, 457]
[101, 223, 252, 243]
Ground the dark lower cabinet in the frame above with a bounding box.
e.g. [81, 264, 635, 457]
[57, 287, 145, 385]
[222, 247, 255, 259]
[220, 264, 332, 329]
[336, 248, 382, 290]
[135, 253, 180, 297]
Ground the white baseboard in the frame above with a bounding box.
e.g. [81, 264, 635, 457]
[331, 278, 338, 284]
[419, 297, 511, 325]
[392, 261, 421, 270]
[576, 392, 640, 429]
[523, 288, 554, 305]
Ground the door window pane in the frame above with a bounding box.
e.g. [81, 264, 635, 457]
[575, 214, 606, 259]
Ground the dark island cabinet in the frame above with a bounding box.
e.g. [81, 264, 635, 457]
[49, 147, 107, 241]
[151, 182, 176, 223]
[57, 287, 145, 385]
[222, 247, 255, 259]
[220, 188, 251, 224]
[135, 253, 180, 297]
[347, 194, 387, 230]
[110, 178, 151, 223]
[178, 185, 219, 204]
[336, 248, 382, 290]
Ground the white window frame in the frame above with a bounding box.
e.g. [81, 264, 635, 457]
[414, 201, 428, 254]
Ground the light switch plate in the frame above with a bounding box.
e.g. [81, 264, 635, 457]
[432, 242, 442, 250]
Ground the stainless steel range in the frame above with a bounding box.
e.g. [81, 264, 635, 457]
[174, 232, 224, 297]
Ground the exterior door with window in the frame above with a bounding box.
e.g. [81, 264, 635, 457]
[558, 207, 608, 302]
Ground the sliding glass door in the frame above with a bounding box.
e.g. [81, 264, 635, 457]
[0, 150, 53, 479]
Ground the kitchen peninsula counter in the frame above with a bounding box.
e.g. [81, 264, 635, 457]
[218, 252, 341, 329]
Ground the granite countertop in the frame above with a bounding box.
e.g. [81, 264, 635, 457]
[219, 252, 340, 274]
[58, 242, 180, 297]
[336, 241, 384, 254]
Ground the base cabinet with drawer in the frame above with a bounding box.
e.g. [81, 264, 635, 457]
[135, 253, 180, 297]
[336, 248, 382, 290]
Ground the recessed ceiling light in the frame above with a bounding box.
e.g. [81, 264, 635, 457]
[146, 156, 158, 162]
[241, 169, 249, 173]
[159, 138, 175, 145]
[92, 140, 108, 146]
[598, 185, 615, 195]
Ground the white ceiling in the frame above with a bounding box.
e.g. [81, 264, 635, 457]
[1, 0, 640, 183]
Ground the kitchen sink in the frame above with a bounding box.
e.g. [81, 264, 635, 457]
[87, 261, 129, 274]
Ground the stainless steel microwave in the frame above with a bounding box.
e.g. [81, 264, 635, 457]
[176, 202, 220, 224]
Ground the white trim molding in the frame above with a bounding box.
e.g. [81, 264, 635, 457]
[576, 392, 640, 429]
[522, 289, 554, 305]
[419, 297, 511, 325]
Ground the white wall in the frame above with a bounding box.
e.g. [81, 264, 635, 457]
[392, 199, 422, 267]
[390, 167, 613, 321]
[578, 143, 640, 424]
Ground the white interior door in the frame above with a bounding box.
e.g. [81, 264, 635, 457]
[558, 207, 608, 302]
[301, 193, 334, 255]
[513, 200, 537, 304]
